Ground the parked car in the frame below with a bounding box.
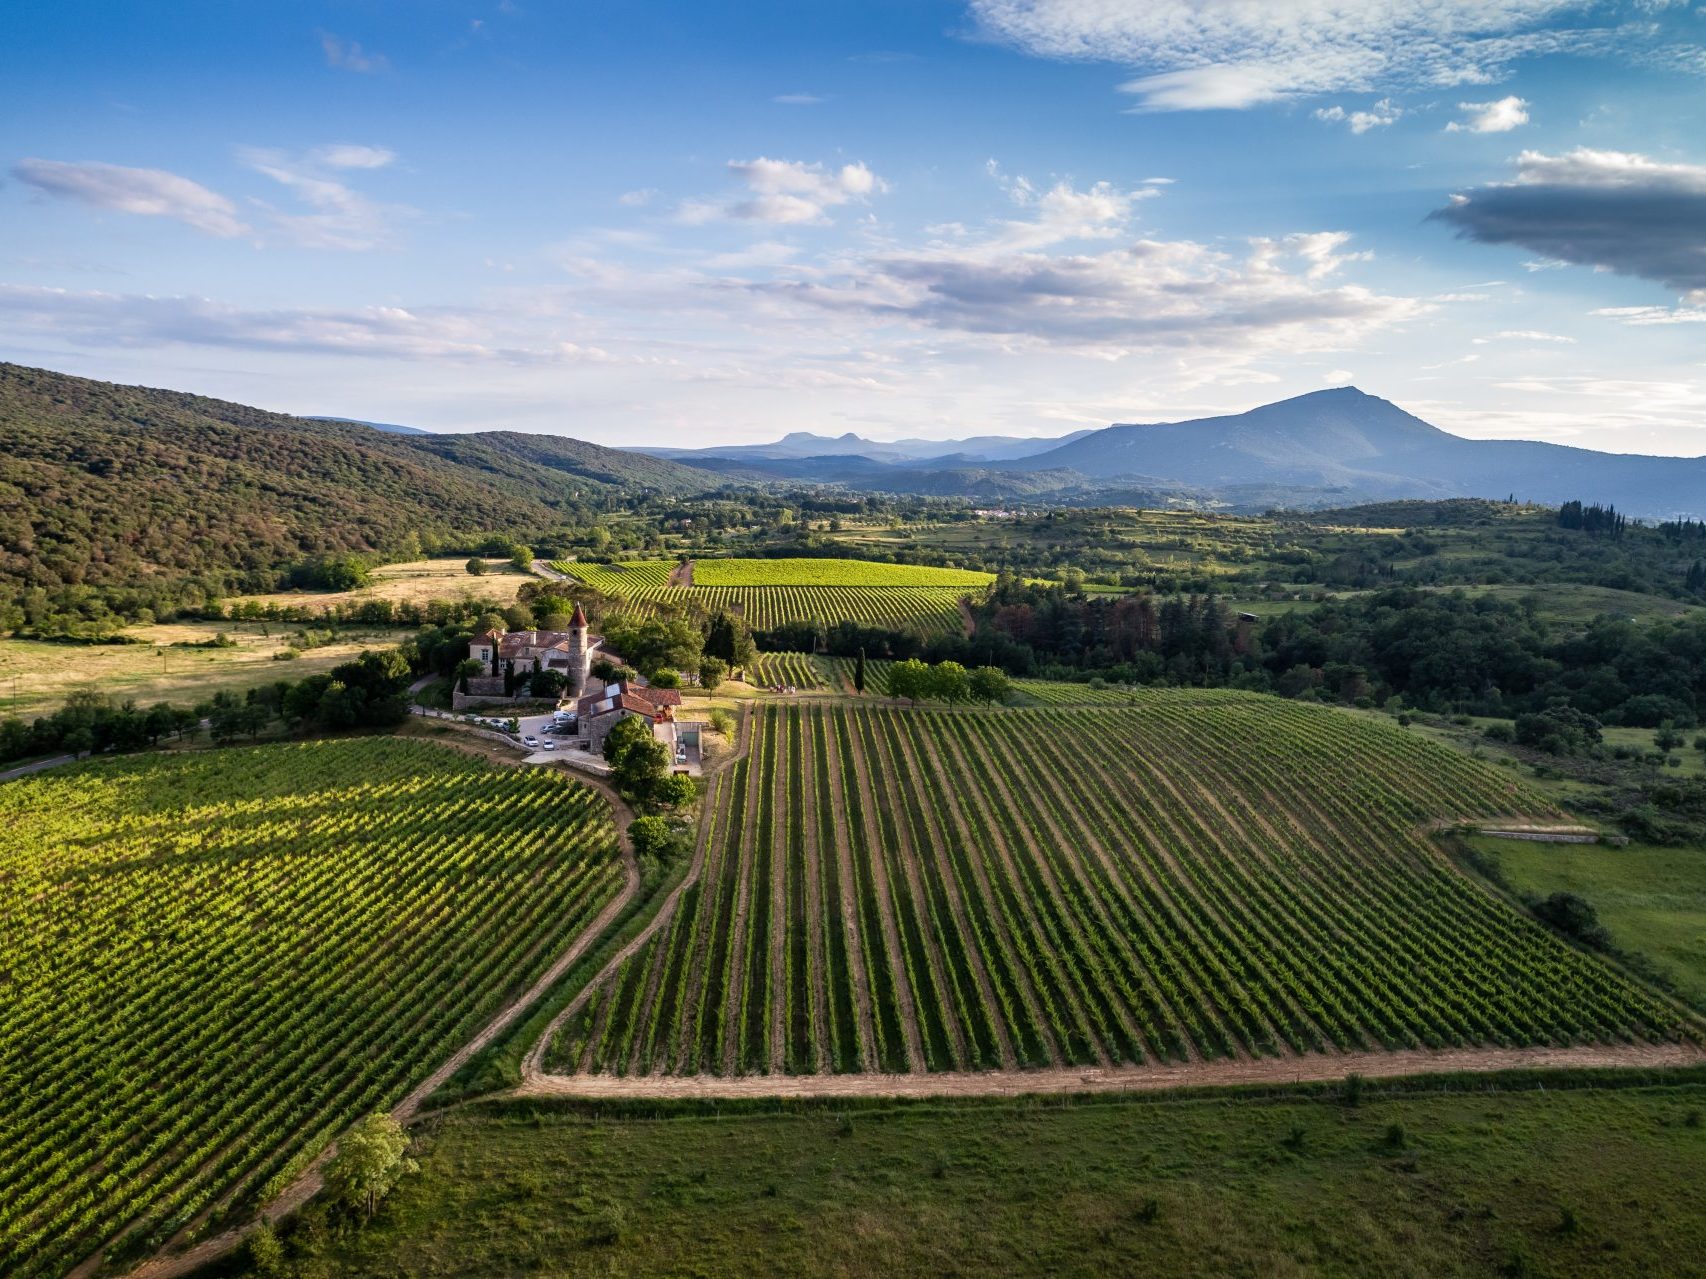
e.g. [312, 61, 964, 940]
[541, 740, 557, 751]
[522, 735, 539, 747]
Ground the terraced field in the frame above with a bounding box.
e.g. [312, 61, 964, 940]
[546, 696, 1690, 1079]
[0, 740, 624, 1279]
[553, 559, 977, 635]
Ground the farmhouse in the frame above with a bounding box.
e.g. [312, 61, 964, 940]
[573, 679, 682, 755]
[458, 604, 602, 708]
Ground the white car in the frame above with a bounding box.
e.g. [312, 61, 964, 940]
[522, 735, 539, 747]
[540, 740, 557, 751]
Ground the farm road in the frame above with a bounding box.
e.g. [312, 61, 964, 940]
[518, 1042, 1706, 1102]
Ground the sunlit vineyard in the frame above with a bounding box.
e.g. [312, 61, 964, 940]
[552, 559, 974, 635]
[691, 558, 993, 588]
[750, 652, 822, 689]
[0, 740, 623, 1278]
[548, 696, 1689, 1078]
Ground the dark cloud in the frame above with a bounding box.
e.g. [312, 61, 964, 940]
[1432, 148, 1706, 299]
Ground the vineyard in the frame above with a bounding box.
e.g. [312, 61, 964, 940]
[552, 559, 974, 635]
[750, 652, 823, 690]
[689, 558, 993, 588]
[546, 696, 1689, 1078]
[0, 740, 623, 1278]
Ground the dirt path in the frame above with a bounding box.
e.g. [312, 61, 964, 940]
[957, 597, 976, 637]
[0, 753, 76, 783]
[519, 1041, 1706, 1101]
[108, 738, 643, 1279]
[668, 559, 694, 588]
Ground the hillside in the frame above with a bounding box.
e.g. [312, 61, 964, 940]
[0, 362, 723, 594]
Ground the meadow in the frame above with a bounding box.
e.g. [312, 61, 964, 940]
[239, 1078, 1706, 1279]
[225, 558, 531, 613]
[0, 739, 623, 1278]
[547, 697, 1686, 1079]
[0, 622, 406, 724]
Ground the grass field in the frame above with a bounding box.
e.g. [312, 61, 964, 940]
[0, 622, 408, 723]
[239, 1079, 1706, 1279]
[226, 558, 531, 613]
[0, 739, 624, 1278]
[547, 697, 1686, 1079]
[1474, 836, 1706, 1008]
[556, 560, 975, 635]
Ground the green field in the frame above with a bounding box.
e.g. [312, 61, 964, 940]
[549, 698, 1686, 1079]
[555, 560, 975, 635]
[691, 558, 993, 588]
[750, 652, 823, 690]
[0, 740, 624, 1278]
[1475, 836, 1706, 1008]
[236, 1079, 1706, 1279]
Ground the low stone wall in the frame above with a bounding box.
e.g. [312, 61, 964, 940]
[1478, 828, 1604, 845]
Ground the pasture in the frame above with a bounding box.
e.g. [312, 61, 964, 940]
[547, 697, 1687, 1079]
[0, 739, 623, 1278]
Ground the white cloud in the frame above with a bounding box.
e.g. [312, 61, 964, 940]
[11, 159, 249, 238]
[1445, 95, 1530, 132]
[0, 283, 614, 363]
[679, 157, 887, 226]
[310, 144, 396, 170]
[965, 1, 1674, 111]
[1471, 329, 1576, 342]
[1315, 98, 1403, 133]
[239, 147, 408, 251]
[618, 188, 659, 207]
[319, 32, 388, 73]
[1592, 305, 1706, 325]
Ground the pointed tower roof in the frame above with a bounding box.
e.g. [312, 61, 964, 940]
[569, 602, 588, 629]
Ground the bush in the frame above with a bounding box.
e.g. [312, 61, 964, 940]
[1532, 891, 1612, 950]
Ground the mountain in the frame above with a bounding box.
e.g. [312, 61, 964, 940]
[305, 415, 433, 435]
[1010, 388, 1706, 518]
[0, 362, 726, 595]
[637, 427, 1095, 465]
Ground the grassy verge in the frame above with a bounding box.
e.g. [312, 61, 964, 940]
[232, 1070, 1706, 1279]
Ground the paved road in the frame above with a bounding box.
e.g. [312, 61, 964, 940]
[0, 754, 75, 783]
[530, 559, 570, 581]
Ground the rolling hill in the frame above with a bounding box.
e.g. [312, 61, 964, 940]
[0, 362, 726, 594]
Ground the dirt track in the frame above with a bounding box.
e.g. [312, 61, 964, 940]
[517, 1041, 1706, 1101]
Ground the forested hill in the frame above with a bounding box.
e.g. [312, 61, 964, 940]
[0, 362, 722, 595]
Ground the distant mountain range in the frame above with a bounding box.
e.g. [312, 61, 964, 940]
[630, 388, 1706, 519]
[304, 415, 432, 436]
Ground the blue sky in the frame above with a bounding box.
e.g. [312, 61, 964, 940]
[3, 1, 1705, 453]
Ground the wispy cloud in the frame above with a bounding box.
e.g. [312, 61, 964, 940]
[319, 31, 389, 73]
[10, 159, 249, 237]
[1445, 95, 1530, 132]
[310, 144, 397, 170]
[965, 1, 1685, 111]
[239, 147, 412, 251]
[1432, 147, 1706, 300]
[773, 93, 826, 105]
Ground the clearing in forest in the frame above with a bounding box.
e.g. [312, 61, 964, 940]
[0, 739, 624, 1279]
[546, 694, 1692, 1079]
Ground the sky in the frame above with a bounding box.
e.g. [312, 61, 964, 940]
[3, 1, 1705, 454]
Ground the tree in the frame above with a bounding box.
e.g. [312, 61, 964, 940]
[325, 1112, 417, 1220]
[1656, 720, 1686, 753]
[629, 814, 675, 859]
[654, 772, 697, 808]
[464, 557, 486, 576]
[854, 647, 866, 694]
[454, 658, 483, 694]
[969, 665, 1011, 704]
[888, 658, 930, 704]
[510, 545, 535, 573]
[928, 660, 970, 704]
[604, 714, 670, 804]
[698, 656, 728, 693]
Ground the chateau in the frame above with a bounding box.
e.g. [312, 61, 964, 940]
[456, 603, 602, 708]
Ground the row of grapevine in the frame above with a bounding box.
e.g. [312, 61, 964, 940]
[548, 697, 1690, 1082]
[750, 652, 822, 689]
[552, 562, 970, 635]
[690, 558, 993, 589]
[1, 740, 624, 1279]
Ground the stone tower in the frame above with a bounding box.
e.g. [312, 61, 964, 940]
[567, 602, 590, 691]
